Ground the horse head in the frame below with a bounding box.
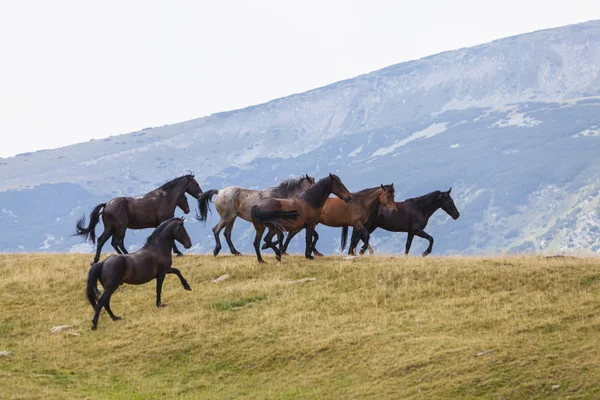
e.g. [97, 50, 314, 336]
[184, 174, 203, 199]
[173, 218, 192, 249]
[438, 188, 460, 220]
[379, 184, 398, 213]
[329, 173, 352, 203]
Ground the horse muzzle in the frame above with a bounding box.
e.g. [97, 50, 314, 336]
[452, 212, 460, 220]
[183, 239, 192, 249]
[344, 196, 352, 203]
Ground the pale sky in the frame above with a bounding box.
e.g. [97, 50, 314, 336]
[1, 0, 599, 158]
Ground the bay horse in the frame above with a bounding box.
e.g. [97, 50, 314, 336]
[348, 188, 460, 256]
[75, 174, 202, 265]
[86, 217, 193, 330]
[264, 184, 398, 256]
[195, 175, 315, 256]
[250, 173, 352, 263]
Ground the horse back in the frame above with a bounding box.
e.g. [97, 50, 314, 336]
[376, 202, 414, 232]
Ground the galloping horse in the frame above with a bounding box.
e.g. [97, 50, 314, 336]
[76, 174, 203, 265]
[264, 184, 398, 255]
[195, 175, 315, 256]
[250, 173, 352, 263]
[86, 217, 193, 330]
[348, 188, 460, 256]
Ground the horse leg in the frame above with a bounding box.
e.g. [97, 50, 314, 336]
[348, 228, 360, 256]
[305, 226, 315, 260]
[276, 230, 285, 261]
[405, 232, 414, 255]
[311, 230, 323, 257]
[156, 272, 167, 307]
[93, 228, 112, 265]
[224, 221, 242, 256]
[91, 282, 119, 330]
[414, 229, 434, 257]
[261, 228, 277, 250]
[167, 267, 192, 291]
[359, 226, 377, 255]
[212, 218, 228, 257]
[172, 241, 183, 257]
[252, 223, 266, 264]
[281, 230, 300, 255]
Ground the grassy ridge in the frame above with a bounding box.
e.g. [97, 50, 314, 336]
[1, 254, 599, 399]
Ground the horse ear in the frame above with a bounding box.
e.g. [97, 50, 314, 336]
[448, 187, 452, 194]
[180, 217, 185, 224]
[381, 184, 385, 189]
[329, 173, 333, 178]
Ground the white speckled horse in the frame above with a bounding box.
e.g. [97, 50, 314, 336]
[196, 175, 315, 256]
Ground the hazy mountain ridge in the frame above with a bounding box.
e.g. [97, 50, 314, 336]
[1, 20, 600, 255]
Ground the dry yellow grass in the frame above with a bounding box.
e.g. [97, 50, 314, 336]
[1, 253, 600, 399]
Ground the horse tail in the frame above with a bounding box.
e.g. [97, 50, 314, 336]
[195, 189, 219, 222]
[341, 226, 349, 251]
[251, 206, 299, 232]
[75, 203, 106, 244]
[86, 261, 103, 308]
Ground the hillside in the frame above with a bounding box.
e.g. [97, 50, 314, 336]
[1, 254, 599, 398]
[1, 21, 600, 255]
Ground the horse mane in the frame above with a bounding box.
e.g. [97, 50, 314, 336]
[270, 176, 310, 197]
[144, 218, 180, 245]
[353, 184, 395, 196]
[300, 175, 332, 208]
[158, 174, 194, 191]
[409, 191, 441, 211]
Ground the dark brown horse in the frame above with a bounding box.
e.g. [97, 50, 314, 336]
[250, 174, 352, 263]
[86, 217, 192, 330]
[195, 175, 315, 256]
[75, 174, 202, 265]
[349, 188, 460, 256]
[265, 184, 398, 255]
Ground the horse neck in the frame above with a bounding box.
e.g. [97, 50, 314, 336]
[300, 177, 332, 208]
[418, 196, 441, 221]
[354, 188, 382, 212]
[163, 179, 188, 206]
[266, 180, 307, 198]
[144, 223, 176, 254]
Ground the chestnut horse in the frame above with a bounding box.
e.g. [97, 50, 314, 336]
[75, 174, 202, 265]
[348, 188, 460, 256]
[195, 175, 315, 256]
[86, 217, 193, 330]
[250, 174, 352, 263]
[265, 184, 398, 255]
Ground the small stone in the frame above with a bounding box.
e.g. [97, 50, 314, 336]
[212, 274, 230, 283]
[50, 325, 74, 334]
[289, 277, 317, 284]
[475, 350, 493, 357]
[0, 350, 13, 357]
[552, 385, 561, 390]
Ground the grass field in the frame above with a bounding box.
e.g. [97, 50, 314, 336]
[1, 253, 600, 399]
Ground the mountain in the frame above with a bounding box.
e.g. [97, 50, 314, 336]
[2, 20, 600, 256]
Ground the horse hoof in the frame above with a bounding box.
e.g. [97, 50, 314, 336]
[283, 252, 289, 256]
[157, 303, 167, 308]
[233, 252, 242, 256]
[315, 252, 324, 257]
[175, 253, 184, 257]
[91, 325, 97, 331]
[258, 259, 266, 264]
[276, 255, 282, 262]
[111, 316, 122, 321]
[213, 248, 221, 257]
[306, 255, 314, 260]
[184, 285, 192, 291]
[422, 252, 429, 257]
[359, 250, 366, 256]
[261, 243, 269, 250]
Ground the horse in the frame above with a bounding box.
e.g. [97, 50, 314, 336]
[348, 188, 460, 257]
[264, 184, 398, 255]
[195, 174, 315, 256]
[250, 173, 352, 263]
[75, 174, 203, 265]
[86, 217, 192, 330]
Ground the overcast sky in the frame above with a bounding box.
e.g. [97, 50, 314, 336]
[1, 1, 599, 158]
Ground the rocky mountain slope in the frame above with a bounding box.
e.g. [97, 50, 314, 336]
[2, 20, 600, 255]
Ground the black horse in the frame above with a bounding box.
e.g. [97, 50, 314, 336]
[75, 174, 202, 265]
[86, 217, 193, 330]
[348, 188, 460, 257]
